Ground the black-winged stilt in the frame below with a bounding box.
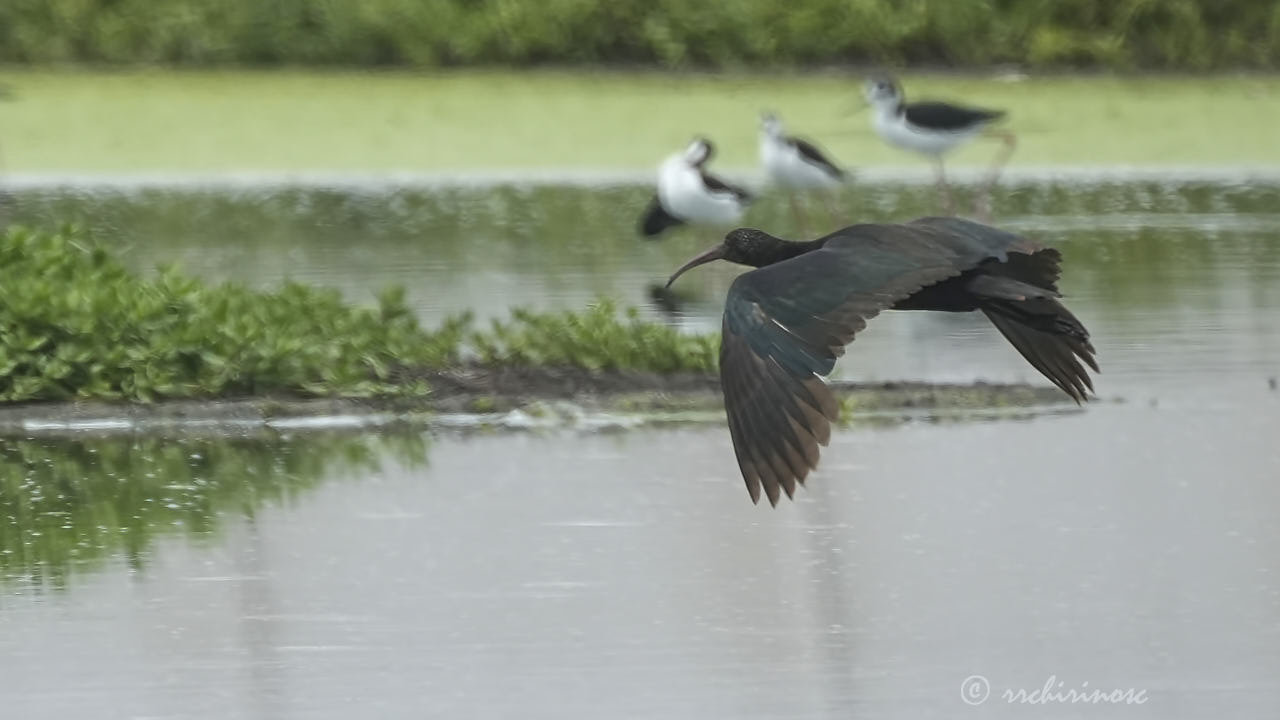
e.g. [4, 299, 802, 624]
[863, 76, 1015, 217]
[639, 137, 752, 238]
[758, 112, 847, 231]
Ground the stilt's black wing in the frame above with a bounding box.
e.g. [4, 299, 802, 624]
[718, 218, 1040, 506]
[904, 101, 1005, 131]
[699, 170, 753, 203]
[639, 195, 684, 237]
[791, 137, 846, 181]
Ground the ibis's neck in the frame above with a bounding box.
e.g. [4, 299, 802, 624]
[761, 238, 826, 266]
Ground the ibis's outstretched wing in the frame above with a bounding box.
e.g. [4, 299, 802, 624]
[718, 217, 1035, 505]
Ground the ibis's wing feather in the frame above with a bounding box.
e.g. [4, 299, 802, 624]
[791, 137, 845, 180]
[904, 101, 1005, 131]
[907, 217, 1097, 400]
[909, 216, 1061, 290]
[719, 218, 1027, 504]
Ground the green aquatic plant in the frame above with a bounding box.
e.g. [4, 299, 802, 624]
[0, 227, 721, 404]
[0, 226, 461, 402]
[472, 300, 719, 373]
[0, 431, 431, 588]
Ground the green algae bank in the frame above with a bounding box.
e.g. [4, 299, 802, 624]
[2, 71, 1279, 171]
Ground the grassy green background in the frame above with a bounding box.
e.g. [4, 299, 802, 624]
[1, 70, 1278, 172]
[2, 0, 1278, 70]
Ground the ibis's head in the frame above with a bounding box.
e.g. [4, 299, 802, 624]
[682, 137, 715, 167]
[863, 75, 903, 109]
[759, 111, 783, 138]
[665, 228, 789, 287]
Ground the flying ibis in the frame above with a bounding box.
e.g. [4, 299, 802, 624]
[665, 217, 1098, 506]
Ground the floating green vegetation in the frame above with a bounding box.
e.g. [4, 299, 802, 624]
[0, 431, 430, 588]
[0, 226, 462, 402]
[0, 227, 721, 404]
[473, 301, 718, 373]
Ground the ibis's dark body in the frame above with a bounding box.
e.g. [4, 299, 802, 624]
[669, 217, 1098, 506]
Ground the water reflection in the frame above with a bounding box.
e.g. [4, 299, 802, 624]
[2, 421, 1276, 718]
[7, 181, 1280, 329]
[0, 431, 429, 588]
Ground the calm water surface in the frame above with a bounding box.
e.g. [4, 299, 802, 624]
[1, 180, 1278, 718]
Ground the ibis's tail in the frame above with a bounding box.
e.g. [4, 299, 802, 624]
[975, 275, 1099, 403]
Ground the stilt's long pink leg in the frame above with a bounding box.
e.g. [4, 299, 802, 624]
[934, 157, 955, 215]
[788, 193, 809, 236]
[974, 130, 1017, 222]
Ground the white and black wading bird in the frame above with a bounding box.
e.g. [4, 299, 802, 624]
[639, 137, 752, 239]
[863, 75, 1015, 217]
[758, 111, 848, 232]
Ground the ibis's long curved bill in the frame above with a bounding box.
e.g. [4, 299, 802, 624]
[665, 243, 726, 288]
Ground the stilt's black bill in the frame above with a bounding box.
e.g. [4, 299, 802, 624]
[666, 243, 726, 288]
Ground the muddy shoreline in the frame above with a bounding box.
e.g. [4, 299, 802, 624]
[0, 366, 1088, 437]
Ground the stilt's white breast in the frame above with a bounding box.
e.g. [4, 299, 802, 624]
[759, 135, 841, 190]
[657, 155, 745, 226]
[872, 109, 983, 157]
